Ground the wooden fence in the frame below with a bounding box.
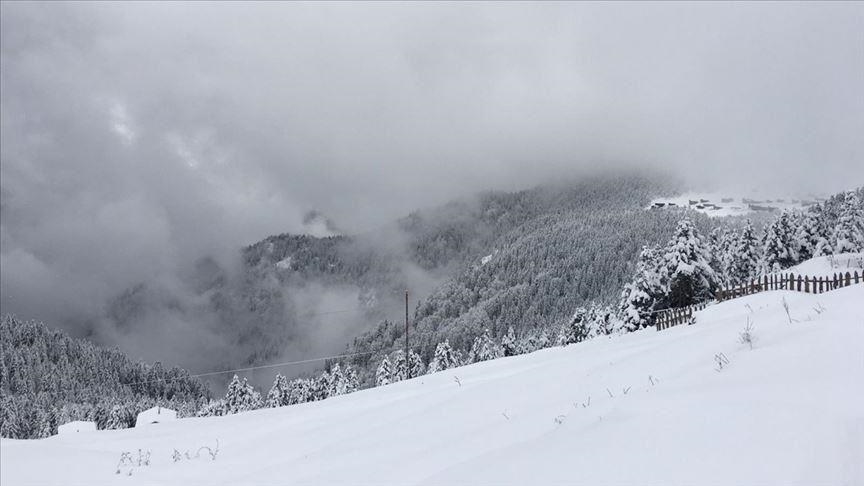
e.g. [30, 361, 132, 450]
[715, 271, 861, 301]
[655, 270, 862, 332]
[655, 301, 709, 331]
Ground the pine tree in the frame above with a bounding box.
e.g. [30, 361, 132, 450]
[266, 374, 290, 407]
[105, 404, 130, 430]
[427, 341, 460, 373]
[501, 327, 518, 357]
[390, 350, 407, 382]
[468, 329, 502, 363]
[375, 356, 393, 386]
[557, 307, 590, 345]
[224, 375, 261, 414]
[618, 246, 665, 331]
[832, 191, 864, 254]
[662, 219, 718, 307]
[406, 351, 425, 379]
[729, 220, 760, 285]
[343, 364, 360, 394]
[326, 363, 347, 397]
[761, 212, 799, 273]
[288, 378, 312, 404]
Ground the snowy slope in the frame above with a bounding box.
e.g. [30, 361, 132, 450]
[783, 252, 864, 278]
[3, 286, 863, 485]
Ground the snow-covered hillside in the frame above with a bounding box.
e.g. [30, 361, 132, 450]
[3, 286, 863, 485]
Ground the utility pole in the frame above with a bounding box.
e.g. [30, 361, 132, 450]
[405, 290, 409, 378]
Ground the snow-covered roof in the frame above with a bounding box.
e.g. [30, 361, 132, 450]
[135, 406, 177, 427]
[57, 421, 96, 434]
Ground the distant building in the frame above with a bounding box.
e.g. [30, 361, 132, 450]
[58, 421, 97, 434]
[135, 406, 177, 427]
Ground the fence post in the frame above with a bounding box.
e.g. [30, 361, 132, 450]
[845, 272, 851, 287]
[804, 276, 810, 294]
[855, 271, 860, 284]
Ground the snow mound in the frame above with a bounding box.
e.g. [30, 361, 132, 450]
[784, 253, 864, 278]
[3, 286, 863, 485]
[57, 421, 96, 435]
[135, 407, 177, 427]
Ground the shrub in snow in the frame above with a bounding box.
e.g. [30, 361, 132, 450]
[196, 399, 227, 417]
[739, 317, 756, 350]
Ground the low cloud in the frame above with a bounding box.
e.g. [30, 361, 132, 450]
[2, 2, 862, 370]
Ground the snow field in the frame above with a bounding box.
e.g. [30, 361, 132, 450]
[2, 285, 863, 485]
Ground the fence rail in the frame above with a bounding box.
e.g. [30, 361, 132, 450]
[655, 301, 709, 331]
[715, 271, 861, 301]
[655, 270, 862, 332]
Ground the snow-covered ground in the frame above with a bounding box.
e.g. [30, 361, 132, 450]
[3, 286, 863, 485]
[648, 192, 822, 218]
[784, 253, 864, 277]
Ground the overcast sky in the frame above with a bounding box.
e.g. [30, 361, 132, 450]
[2, 2, 863, 331]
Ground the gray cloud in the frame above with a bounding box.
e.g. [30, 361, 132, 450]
[2, 2, 862, 364]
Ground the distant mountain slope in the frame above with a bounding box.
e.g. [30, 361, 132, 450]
[4, 285, 861, 485]
[97, 173, 688, 384]
[0, 315, 209, 439]
[346, 176, 716, 377]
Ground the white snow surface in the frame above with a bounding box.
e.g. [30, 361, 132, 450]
[3, 286, 863, 485]
[135, 407, 177, 428]
[57, 421, 96, 435]
[783, 253, 864, 278]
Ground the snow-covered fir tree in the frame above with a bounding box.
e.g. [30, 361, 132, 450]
[267, 374, 291, 407]
[468, 329, 502, 363]
[407, 350, 425, 379]
[729, 220, 761, 285]
[761, 212, 799, 273]
[288, 378, 313, 404]
[427, 341, 461, 373]
[501, 327, 518, 357]
[662, 218, 718, 307]
[390, 350, 408, 382]
[224, 375, 261, 414]
[617, 245, 665, 331]
[557, 307, 590, 345]
[831, 191, 864, 254]
[376, 355, 393, 386]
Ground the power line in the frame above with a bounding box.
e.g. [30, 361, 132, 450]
[124, 341, 439, 388]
